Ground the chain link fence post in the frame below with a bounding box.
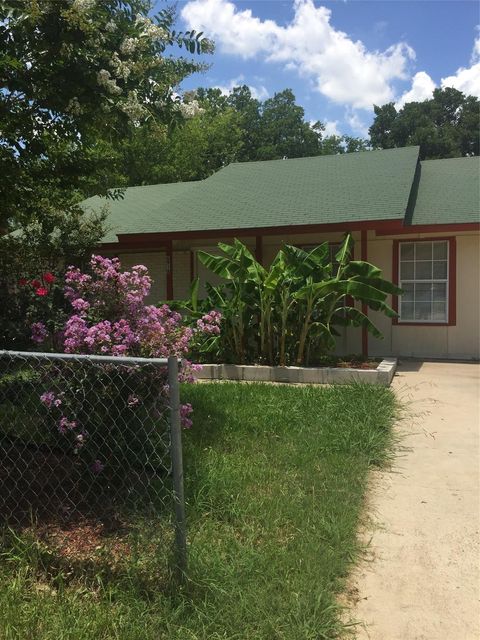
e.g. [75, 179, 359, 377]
[168, 355, 187, 578]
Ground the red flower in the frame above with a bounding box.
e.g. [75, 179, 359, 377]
[35, 287, 48, 297]
[31, 279, 41, 289]
[43, 272, 55, 284]
[18, 278, 28, 287]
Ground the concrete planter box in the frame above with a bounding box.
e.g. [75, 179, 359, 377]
[194, 358, 397, 387]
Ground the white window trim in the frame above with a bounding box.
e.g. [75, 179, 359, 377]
[398, 240, 449, 324]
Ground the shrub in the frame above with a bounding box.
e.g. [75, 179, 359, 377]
[20, 255, 217, 472]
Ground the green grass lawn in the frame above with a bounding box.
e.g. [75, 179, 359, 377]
[0, 382, 397, 640]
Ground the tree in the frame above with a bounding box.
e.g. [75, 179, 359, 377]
[369, 88, 479, 159]
[115, 85, 370, 184]
[0, 0, 212, 231]
[255, 89, 323, 160]
[116, 92, 243, 184]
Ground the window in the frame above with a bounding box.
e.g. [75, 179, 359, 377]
[398, 240, 449, 323]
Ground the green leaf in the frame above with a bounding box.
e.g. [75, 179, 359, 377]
[337, 307, 384, 339]
[189, 276, 200, 312]
[345, 261, 382, 279]
[197, 251, 232, 278]
[334, 234, 354, 266]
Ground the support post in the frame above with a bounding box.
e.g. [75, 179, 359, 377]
[361, 230, 369, 358]
[255, 235, 263, 265]
[168, 356, 187, 579]
[166, 241, 173, 300]
[190, 250, 195, 283]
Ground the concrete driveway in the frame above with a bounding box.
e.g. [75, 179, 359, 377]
[352, 360, 480, 640]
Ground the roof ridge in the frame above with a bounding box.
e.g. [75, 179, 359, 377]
[421, 156, 479, 164]
[224, 145, 420, 168]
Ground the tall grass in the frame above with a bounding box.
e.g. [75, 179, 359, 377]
[0, 382, 397, 639]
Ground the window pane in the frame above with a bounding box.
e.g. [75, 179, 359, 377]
[415, 301, 432, 320]
[401, 282, 414, 301]
[400, 261, 414, 279]
[401, 302, 414, 320]
[432, 282, 447, 301]
[433, 261, 447, 279]
[433, 242, 448, 260]
[432, 301, 447, 321]
[416, 261, 432, 279]
[416, 282, 432, 302]
[416, 243, 432, 260]
[400, 243, 414, 260]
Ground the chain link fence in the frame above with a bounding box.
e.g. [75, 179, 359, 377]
[0, 350, 186, 573]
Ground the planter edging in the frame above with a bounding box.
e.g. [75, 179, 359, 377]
[194, 358, 397, 386]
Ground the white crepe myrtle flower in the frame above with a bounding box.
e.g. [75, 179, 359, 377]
[66, 97, 82, 116]
[120, 37, 138, 55]
[120, 91, 147, 121]
[72, 0, 96, 12]
[109, 52, 132, 80]
[96, 69, 122, 95]
[135, 16, 168, 40]
[179, 100, 204, 119]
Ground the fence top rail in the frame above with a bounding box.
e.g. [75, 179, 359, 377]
[0, 350, 175, 366]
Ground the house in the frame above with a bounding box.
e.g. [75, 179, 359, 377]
[82, 146, 480, 360]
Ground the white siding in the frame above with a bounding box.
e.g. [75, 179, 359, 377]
[173, 251, 191, 300]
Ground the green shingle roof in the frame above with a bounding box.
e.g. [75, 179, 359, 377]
[82, 146, 479, 243]
[82, 181, 197, 243]
[89, 146, 420, 242]
[408, 156, 480, 226]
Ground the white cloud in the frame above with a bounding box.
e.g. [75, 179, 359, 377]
[181, 0, 415, 110]
[395, 71, 436, 109]
[323, 120, 340, 137]
[345, 109, 369, 137]
[440, 35, 480, 97]
[396, 35, 480, 109]
[215, 74, 269, 101]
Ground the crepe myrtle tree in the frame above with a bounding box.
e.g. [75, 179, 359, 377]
[0, 0, 213, 344]
[0, 0, 213, 232]
[192, 234, 401, 366]
[28, 254, 221, 471]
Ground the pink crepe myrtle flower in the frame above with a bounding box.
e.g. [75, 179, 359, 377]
[71, 298, 90, 315]
[197, 310, 222, 335]
[31, 321, 48, 344]
[40, 391, 56, 408]
[91, 459, 105, 474]
[180, 403, 193, 429]
[57, 416, 78, 434]
[127, 394, 140, 407]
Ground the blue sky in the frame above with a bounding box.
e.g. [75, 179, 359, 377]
[157, 0, 480, 137]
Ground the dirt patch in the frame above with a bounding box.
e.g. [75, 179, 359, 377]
[36, 520, 131, 563]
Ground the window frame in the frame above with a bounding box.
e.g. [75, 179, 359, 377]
[392, 237, 456, 327]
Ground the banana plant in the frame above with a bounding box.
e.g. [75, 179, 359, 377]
[196, 234, 402, 366]
[198, 240, 263, 364]
[293, 235, 401, 365]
